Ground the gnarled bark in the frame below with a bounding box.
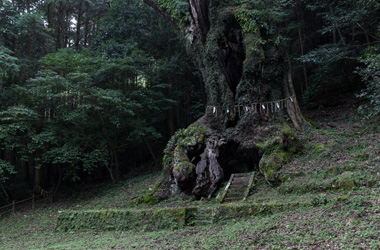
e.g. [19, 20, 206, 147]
[192, 135, 225, 198]
[189, 0, 210, 42]
[144, 0, 309, 198]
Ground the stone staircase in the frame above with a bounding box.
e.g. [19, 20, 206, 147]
[219, 172, 255, 203]
[190, 207, 214, 226]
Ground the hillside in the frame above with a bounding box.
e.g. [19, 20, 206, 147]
[1, 97, 380, 249]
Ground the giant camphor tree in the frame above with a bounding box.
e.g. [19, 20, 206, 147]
[142, 0, 310, 199]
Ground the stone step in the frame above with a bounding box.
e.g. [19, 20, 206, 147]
[219, 172, 255, 203]
[227, 189, 245, 196]
[233, 176, 250, 181]
[225, 196, 244, 201]
[224, 197, 242, 202]
[234, 173, 250, 177]
[227, 191, 245, 196]
[231, 180, 250, 185]
[228, 186, 247, 191]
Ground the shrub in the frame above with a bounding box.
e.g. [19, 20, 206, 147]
[357, 45, 380, 118]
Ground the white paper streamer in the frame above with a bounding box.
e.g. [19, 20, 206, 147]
[208, 96, 296, 115]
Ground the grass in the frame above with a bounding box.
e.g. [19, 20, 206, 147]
[2, 191, 380, 249]
[2, 99, 380, 249]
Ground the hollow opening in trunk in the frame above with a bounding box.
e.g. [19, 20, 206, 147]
[217, 18, 245, 96]
[218, 140, 262, 181]
[187, 144, 206, 166]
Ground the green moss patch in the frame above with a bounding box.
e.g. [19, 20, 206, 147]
[161, 124, 210, 191]
[259, 150, 288, 185]
[163, 125, 209, 172]
[278, 172, 359, 195]
[56, 207, 188, 232]
[56, 194, 349, 232]
[258, 127, 303, 186]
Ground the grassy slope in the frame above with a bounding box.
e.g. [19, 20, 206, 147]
[1, 98, 380, 249]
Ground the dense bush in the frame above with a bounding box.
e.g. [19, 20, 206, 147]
[357, 45, 380, 118]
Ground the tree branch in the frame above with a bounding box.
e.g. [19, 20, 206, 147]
[142, 0, 181, 30]
[189, 0, 210, 42]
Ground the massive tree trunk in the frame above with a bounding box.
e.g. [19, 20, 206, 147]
[143, 0, 309, 198]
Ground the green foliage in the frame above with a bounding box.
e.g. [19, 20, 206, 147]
[0, 46, 19, 80]
[0, 0, 202, 197]
[0, 45, 178, 182]
[234, 0, 290, 43]
[0, 159, 16, 182]
[312, 193, 328, 206]
[296, 0, 380, 104]
[299, 44, 350, 65]
[156, 0, 188, 26]
[357, 45, 380, 118]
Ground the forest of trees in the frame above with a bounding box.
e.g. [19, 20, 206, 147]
[0, 0, 379, 204]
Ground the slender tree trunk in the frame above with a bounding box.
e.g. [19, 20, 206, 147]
[296, 0, 308, 92]
[109, 146, 120, 181]
[11, 37, 16, 54]
[33, 121, 43, 194]
[143, 137, 157, 164]
[26, 0, 31, 58]
[84, 18, 89, 47]
[329, 7, 345, 45]
[0, 181, 9, 203]
[75, 1, 83, 48]
[166, 82, 176, 137]
[47, 3, 54, 30]
[65, 9, 71, 47]
[285, 54, 311, 130]
[167, 108, 176, 137]
[356, 22, 371, 45]
[33, 148, 42, 194]
[57, 1, 65, 49]
[53, 165, 63, 195]
[98, 112, 120, 181]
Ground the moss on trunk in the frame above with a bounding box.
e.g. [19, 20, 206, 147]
[143, 0, 310, 198]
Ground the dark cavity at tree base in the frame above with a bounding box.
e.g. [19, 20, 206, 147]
[159, 113, 303, 200]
